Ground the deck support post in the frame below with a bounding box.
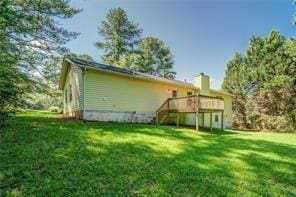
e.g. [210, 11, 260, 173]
[176, 113, 179, 127]
[221, 111, 224, 131]
[156, 112, 159, 126]
[195, 112, 199, 131]
[210, 112, 212, 131]
[202, 112, 205, 129]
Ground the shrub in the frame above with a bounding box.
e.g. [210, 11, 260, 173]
[258, 115, 294, 132]
[48, 106, 61, 113]
[245, 111, 295, 132]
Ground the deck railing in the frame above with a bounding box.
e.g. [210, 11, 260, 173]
[156, 95, 224, 125]
[168, 95, 198, 112]
[198, 95, 224, 111]
[156, 95, 224, 130]
[156, 95, 224, 113]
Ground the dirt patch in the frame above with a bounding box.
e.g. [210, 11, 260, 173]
[31, 122, 47, 127]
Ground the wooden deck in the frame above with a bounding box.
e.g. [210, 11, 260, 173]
[156, 95, 224, 131]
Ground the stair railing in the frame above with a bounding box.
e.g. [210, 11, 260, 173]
[156, 98, 170, 125]
[156, 95, 198, 125]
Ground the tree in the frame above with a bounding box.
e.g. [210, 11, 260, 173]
[42, 56, 62, 90]
[95, 8, 177, 79]
[1, 0, 80, 71]
[66, 53, 94, 62]
[246, 31, 291, 116]
[222, 52, 248, 127]
[134, 37, 176, 79]
[222, 30, 296, 131]
[41, 56, 63, 109]
[0, 0, 80, 123]
[0, 58, 26, 125]
[95, 7, 142, 67]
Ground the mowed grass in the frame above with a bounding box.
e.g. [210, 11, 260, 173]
[0, 111, 295, 196]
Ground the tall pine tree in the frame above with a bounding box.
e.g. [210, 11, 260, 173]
[0, 0, 80, 123]
[95, 7, 142, 67]
[134, 37, 175, 79]
[95, 8, 176, 79]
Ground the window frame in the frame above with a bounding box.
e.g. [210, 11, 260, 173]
[187, 91, 193, 96]
[215, 114, 219, 123]
[186, 91, 194, 107]
[172, 90, 177, 98]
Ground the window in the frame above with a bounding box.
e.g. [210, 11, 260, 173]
[65, 89, 68, 103]
[69, 84, 72, 102]
[215, 114, 219, 123]
[187, 91, 193, 107]
[172, 90, 177, 98]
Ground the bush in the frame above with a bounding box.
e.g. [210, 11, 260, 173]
[245, 111, 295, 132]
[0, 111, 12, 126]
[48, 106, 61, 113]
[257, 115, 294, 132]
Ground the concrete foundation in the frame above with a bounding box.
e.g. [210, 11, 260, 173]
[63, 111, 82, 119]
[83, 110, 155, 124]
[64, 110, 231, 128]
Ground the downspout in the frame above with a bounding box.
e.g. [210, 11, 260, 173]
[82, 67, 86, 120]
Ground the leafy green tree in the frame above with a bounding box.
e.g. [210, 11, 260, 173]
[246, 31, 291, 116]
[1, 0, 80, 71]
[117, 53, 140, 70]
[42, 56, 62, 90]
[95, 7, 142, 66]
[134, 37, 175, 79]
[0, 58, 26, 125]
[0, 0, 80, 123]
[222, 52, 248, 127]
[95, 8, 176, 79]
[41, 56, 63, 109]
[66, 53, 94, 62]
[222, 30, 296, 131]
[284, 38, 296, 82]
[28, 53, 94, 111]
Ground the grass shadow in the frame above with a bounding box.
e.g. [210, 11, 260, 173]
[1, 111, 295, 195]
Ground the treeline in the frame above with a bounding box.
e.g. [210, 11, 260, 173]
[95, 8, 175, 79]
[0, 0, 81, 124]
[222, 31, 296, 131]
[24, 54, 94, 111]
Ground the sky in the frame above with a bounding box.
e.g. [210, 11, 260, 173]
[61, 0, 295, 89]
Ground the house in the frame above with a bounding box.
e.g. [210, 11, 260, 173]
[59, 58, 232, 130]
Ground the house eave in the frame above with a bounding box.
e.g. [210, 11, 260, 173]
[210, 89, 233, 96]
[63, 58, 197, 90]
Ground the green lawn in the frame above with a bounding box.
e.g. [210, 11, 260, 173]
[1, 111, 295, 196]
